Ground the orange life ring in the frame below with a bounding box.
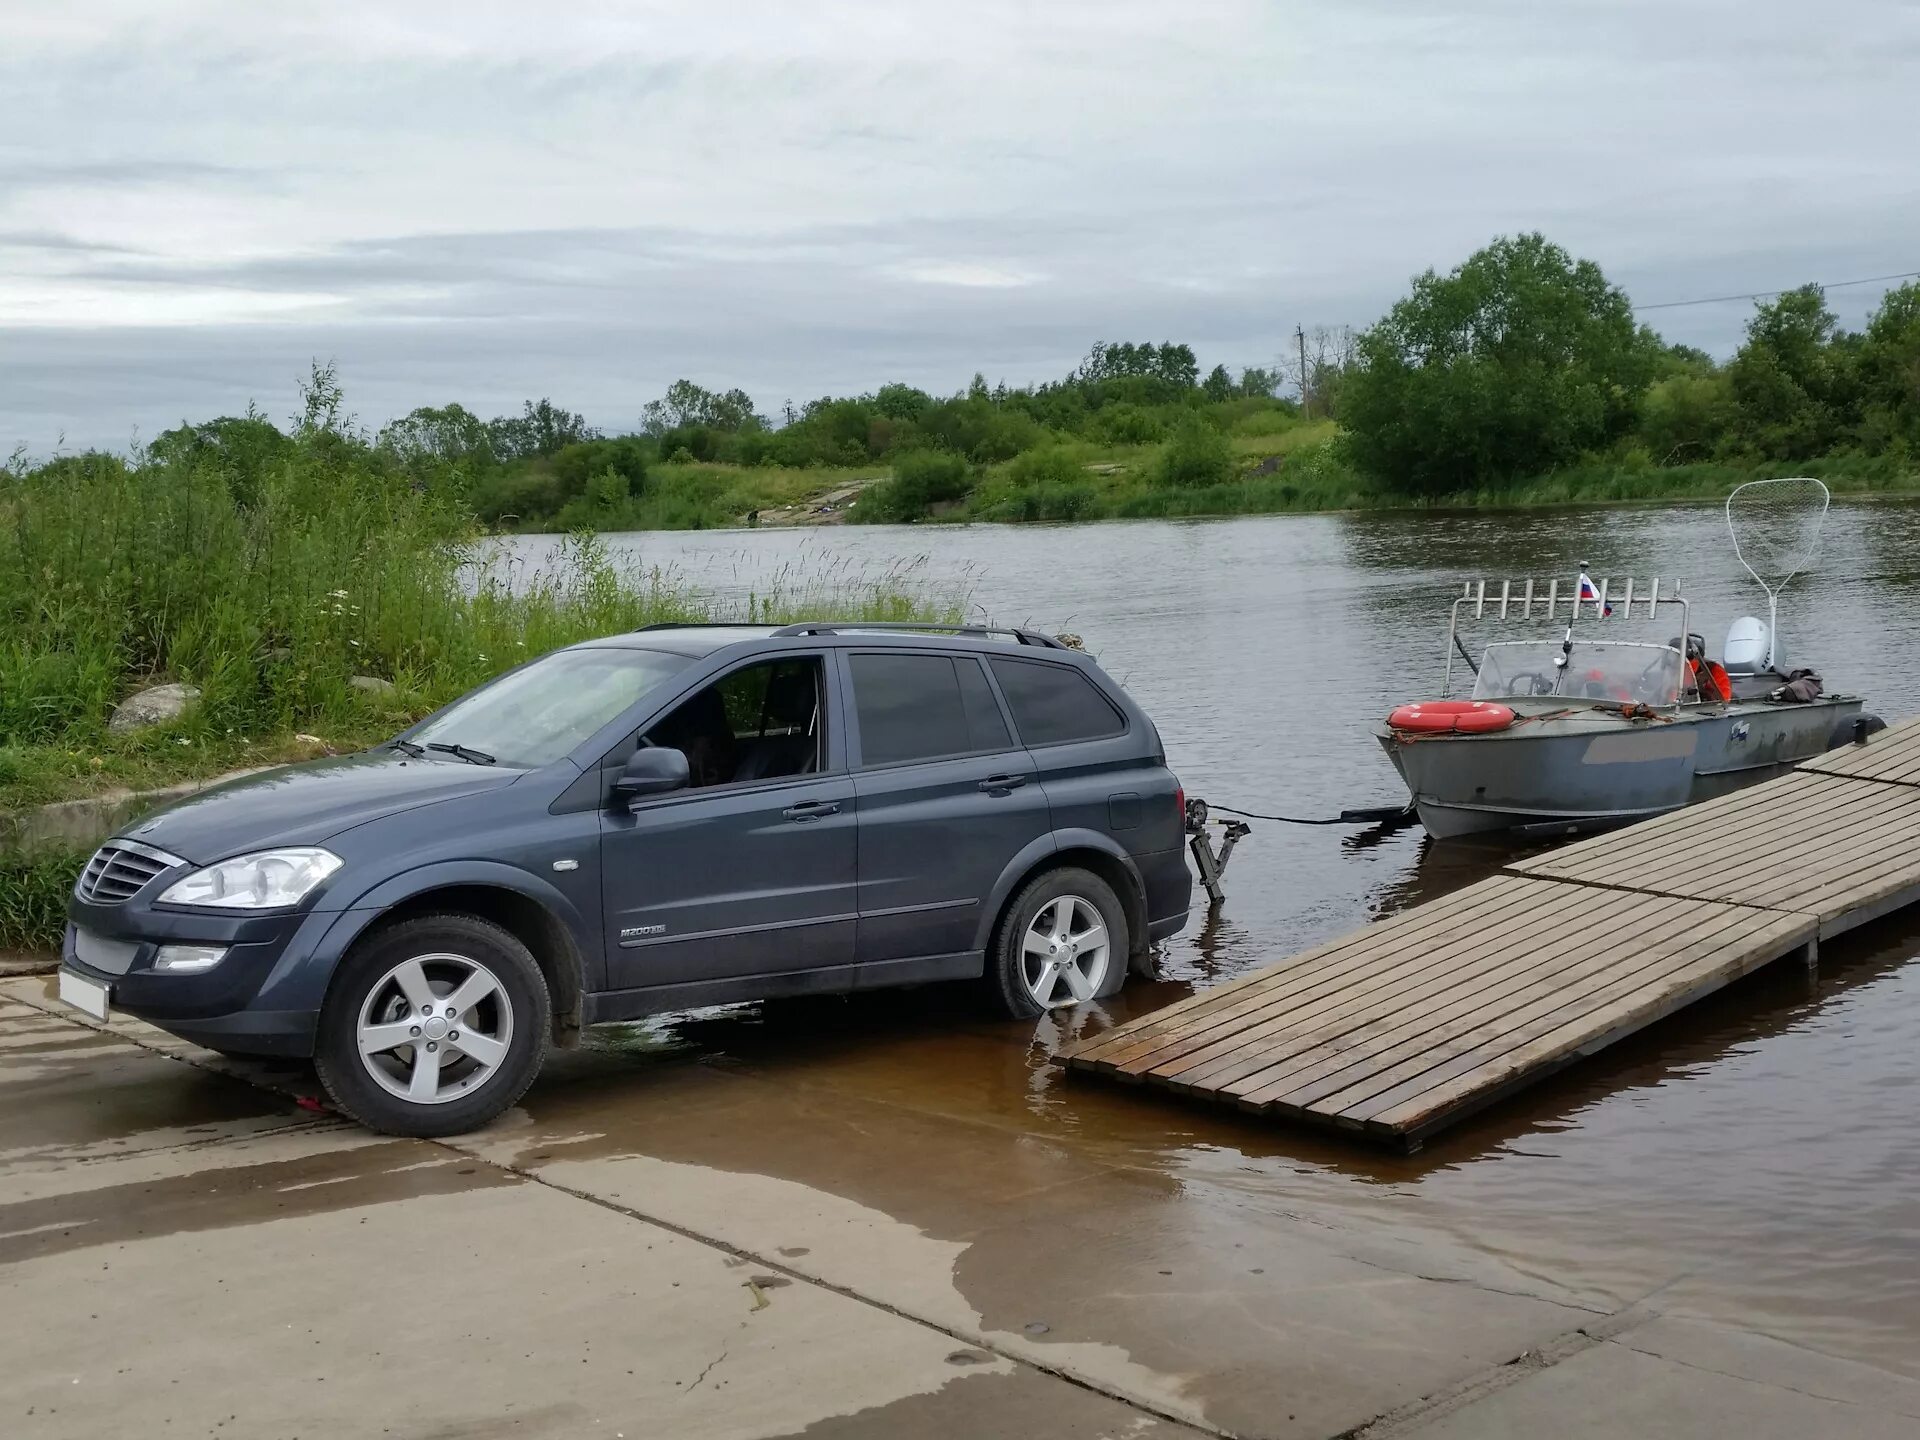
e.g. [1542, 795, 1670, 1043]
[1386, 700, 1517, 735]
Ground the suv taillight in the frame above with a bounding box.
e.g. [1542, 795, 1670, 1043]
[1173, 780, 1185, 819]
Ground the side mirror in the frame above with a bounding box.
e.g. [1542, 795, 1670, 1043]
[610, 746, 689, 802]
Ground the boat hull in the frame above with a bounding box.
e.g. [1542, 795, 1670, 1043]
[1380, 697, 1862, 840]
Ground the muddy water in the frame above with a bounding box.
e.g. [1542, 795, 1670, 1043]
[496, 503, 1920, 1374]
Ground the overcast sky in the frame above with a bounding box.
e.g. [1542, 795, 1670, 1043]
[4, 0, 1917, 454]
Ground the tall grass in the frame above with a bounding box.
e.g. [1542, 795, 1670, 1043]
[0, 845, 88, 952]
[0, 409, 951, 811]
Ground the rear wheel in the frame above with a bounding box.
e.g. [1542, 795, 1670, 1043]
[313, 913, 549, 1137]
[986, 867, 1129, 1019]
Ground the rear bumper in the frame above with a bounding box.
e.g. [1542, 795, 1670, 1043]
[1147, 911, 1190, 943]
[1135, 844, 1193, 944]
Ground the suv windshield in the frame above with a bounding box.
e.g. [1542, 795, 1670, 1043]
[1474, 640, 1684, 706]
[410, 646, 690, 769]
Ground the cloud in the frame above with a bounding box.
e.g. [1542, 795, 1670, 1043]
[885, 261, 1041, 289]
[3, 0, 1917, 451]
[0, 229, 148, 256]
[0, 158, 274, 188]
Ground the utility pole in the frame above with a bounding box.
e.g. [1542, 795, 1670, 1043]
[1295, 325, 1310, 418]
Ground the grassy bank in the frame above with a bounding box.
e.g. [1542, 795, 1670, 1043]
[542, 429, 1917, 531]
[0, 392, 953, 822]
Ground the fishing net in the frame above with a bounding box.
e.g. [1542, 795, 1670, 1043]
[1725, 477, 1828, 667]
[1726, 477, 1829, 598]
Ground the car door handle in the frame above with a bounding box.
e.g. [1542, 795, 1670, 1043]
[783, 800, 841, 821]
[978, 774, 1028, 793]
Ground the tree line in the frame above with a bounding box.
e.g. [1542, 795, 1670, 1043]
[317, 342, 1291, 527]
[1336, 234, 1920, 495]
[15, 232, 1918, 531]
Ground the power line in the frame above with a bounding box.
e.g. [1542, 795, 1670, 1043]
[1633, 270, 1920, 312]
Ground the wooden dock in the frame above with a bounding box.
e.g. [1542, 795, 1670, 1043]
[1061, 715, 1920, 1149]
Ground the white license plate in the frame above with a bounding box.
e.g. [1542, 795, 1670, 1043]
[58, 968, 111, 1022]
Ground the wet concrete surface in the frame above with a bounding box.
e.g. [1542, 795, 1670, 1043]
[8, 967, 1920, 1439]
[1, 992, 1215, 1440]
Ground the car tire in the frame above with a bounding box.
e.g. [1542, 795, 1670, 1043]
[313, 913, 550, 1138]
[986, 866, 1130, 1019]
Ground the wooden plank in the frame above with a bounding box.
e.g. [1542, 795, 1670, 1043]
[1800, 714, 1920, 784]
[1060, 878, 1527, 1065]
[1070, 876, 1560, 1073]
[1114, 880, 1615, 1083]
[1819, 875, 1920, 940]
[1740, 807, 1920, 911]
[1158, 885, 1655, 1097]
[1511, 766, 1832, 874]
[1294, 901, 1780, 1120]
[1355, 908, 1815, 1138]
[1514, 771, 1838, 883]
[1590, 773, 1876, 881]
[1615, 782, 1920, 902]
[1520, 773, 1920, 906]
[1520, 768, 1854, 880]
[1230, 892, 1730, 1110]
[1231, 892, 1727, 1112]
[1774, 843, 1920, 928]
[1557, 780, 1920, 919]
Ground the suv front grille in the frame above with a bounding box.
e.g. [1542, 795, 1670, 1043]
[75, 841, 184, 904]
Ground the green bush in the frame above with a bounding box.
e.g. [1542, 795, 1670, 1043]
[1004, 446, 1087, 488]
[1097, 403, 1164, 445]
[982, 481, 1104, 522]
[1638, 371, 1737, 463]
[851, 450, 972, 523]
[550, 438, 649, 506]
[470, 465, 561, 525]
[1153, 414, 1236, 487]
[1230, 405, 1301, 437]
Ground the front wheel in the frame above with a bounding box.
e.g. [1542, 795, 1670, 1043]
[313, 913, 550, 1137]
[986, 867, 1129, 1019]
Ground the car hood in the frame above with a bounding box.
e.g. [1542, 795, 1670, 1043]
[115, 751, 525, 864]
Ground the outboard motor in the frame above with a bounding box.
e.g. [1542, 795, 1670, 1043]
[1724, 616, 1772, 674]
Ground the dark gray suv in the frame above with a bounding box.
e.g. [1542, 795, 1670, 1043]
[56, 623, 1191, 1135]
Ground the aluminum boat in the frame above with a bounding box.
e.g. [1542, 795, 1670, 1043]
[1379, 480, 1872, 838]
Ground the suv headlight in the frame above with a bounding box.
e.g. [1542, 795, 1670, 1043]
[158, 847, 343, 909]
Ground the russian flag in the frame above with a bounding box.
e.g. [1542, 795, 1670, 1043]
[1577, 571, 1613, 616]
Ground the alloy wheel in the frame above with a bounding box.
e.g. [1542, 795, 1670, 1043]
[355, 952, 515, 1105]
[1020, 895, 1111, 1008]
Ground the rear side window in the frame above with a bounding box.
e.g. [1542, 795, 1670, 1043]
[956, 659, 1012, 751]
[989, 658, 1126, 746]
[850, 653, 1013, 766]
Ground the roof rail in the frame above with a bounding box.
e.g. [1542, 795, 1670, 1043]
[629, 621, 780, 632]
[769, 621, 1066, 649]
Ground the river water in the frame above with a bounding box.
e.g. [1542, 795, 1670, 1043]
[493, 503, 1920, 1374]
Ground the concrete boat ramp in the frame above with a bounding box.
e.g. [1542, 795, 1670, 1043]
[1062, 715, 1920, 1149]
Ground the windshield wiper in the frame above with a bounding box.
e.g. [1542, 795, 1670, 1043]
[426, 741, 496, 766]
[387, 738, 425, 758]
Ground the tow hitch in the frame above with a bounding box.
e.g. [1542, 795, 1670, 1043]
[1185, 797, 1249, 907]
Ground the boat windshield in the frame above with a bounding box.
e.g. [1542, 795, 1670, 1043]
[1473, 640, 1685, 706]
